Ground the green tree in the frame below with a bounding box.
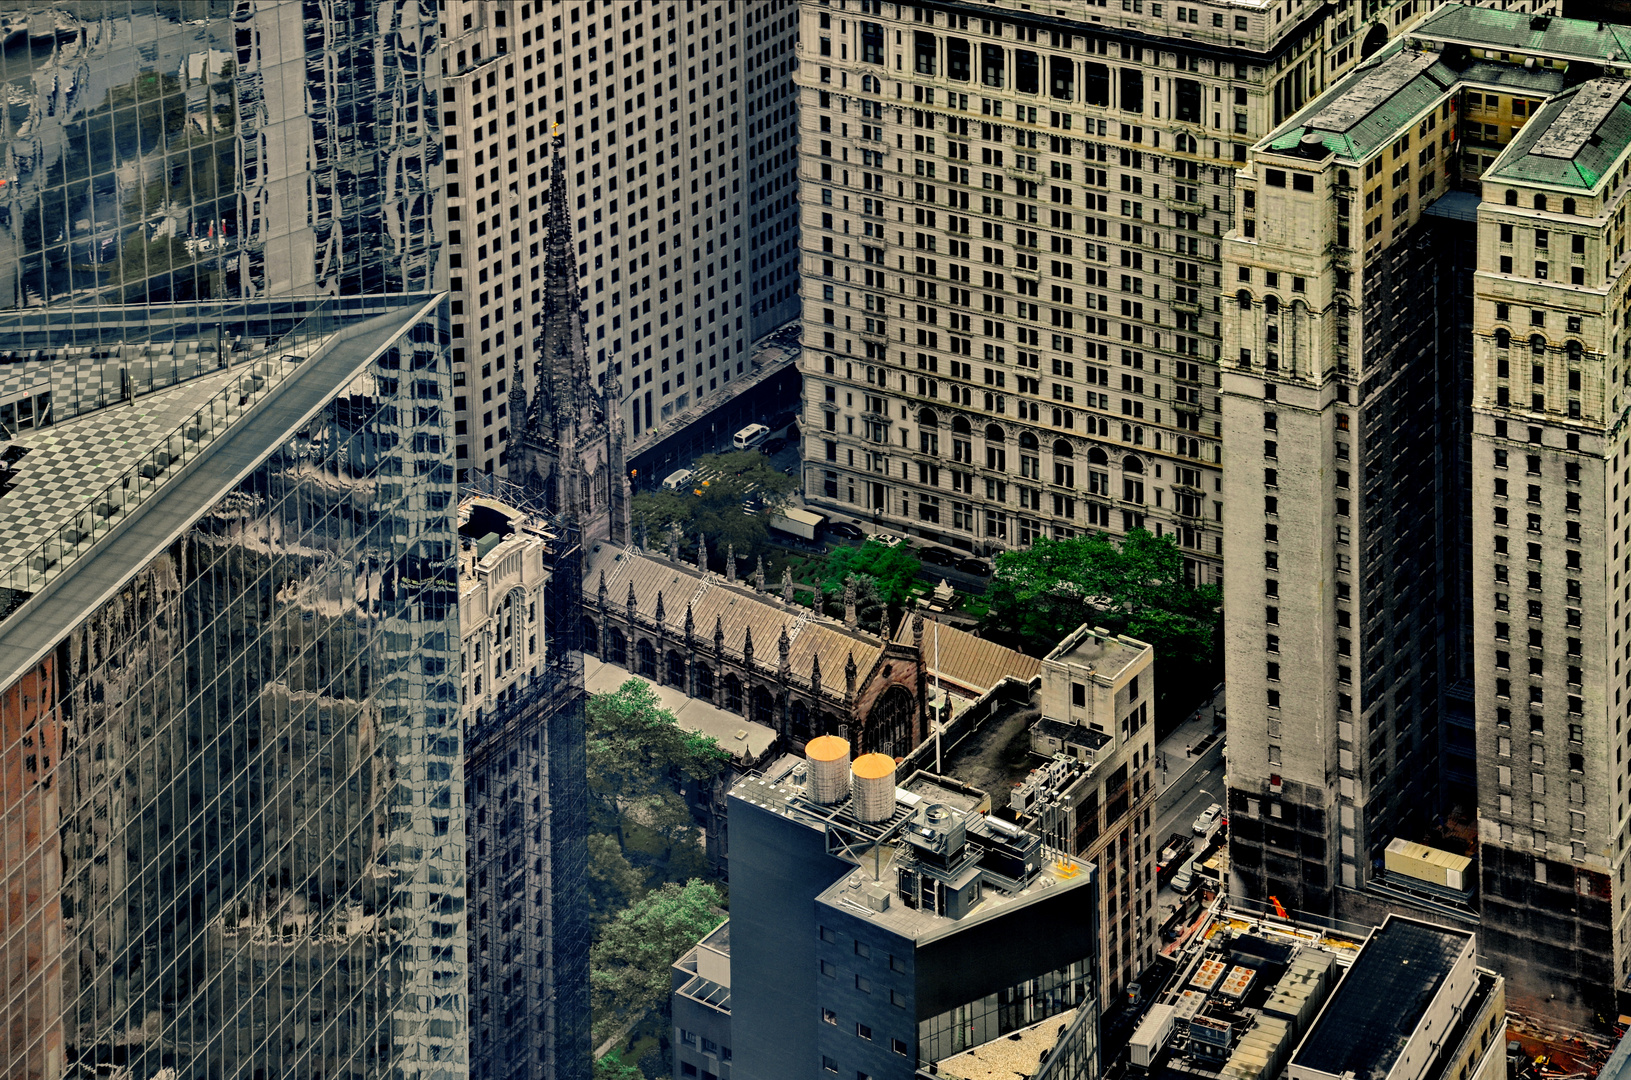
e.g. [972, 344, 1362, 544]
[587, 832, 649, 931]
[815, 539, 921, 630]
[592, 1050, 644, 1080]
[590, 880, 726, 1046]
[982, 530, 1221, 724]
[629, 451, 797, 561]
[586, 679, 730, 845]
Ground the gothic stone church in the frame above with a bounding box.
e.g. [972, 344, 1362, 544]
[581, 539, 932, 760]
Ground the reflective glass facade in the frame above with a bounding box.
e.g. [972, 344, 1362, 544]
[0, 0, 440, 315]
[0, 305, 464, 1080]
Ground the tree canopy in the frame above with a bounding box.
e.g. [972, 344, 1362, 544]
[981, 531, 1221, 722]
[812, 539, 921, 631]
[585, 678, 728, 852]
[629, 451, 797, 561]
[590, 879, 726, 1046]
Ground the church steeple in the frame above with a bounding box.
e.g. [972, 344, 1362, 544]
[509, 128, 627, 543]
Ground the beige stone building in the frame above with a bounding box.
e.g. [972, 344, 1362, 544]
[436, 0, 802, 481]
[790, 0, 1524, 586]
[1221, 4, 1629, 1019]
[1028, 625, 1158, 1003]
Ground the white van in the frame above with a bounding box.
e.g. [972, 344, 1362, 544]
[1170, 855, 1197, 894]
[662, 468, 695, 491]
[733, 423, 771, 451]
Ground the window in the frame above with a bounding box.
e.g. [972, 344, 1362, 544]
[856, 1023, 873, 1040]
[892, 1039, 910, 1056]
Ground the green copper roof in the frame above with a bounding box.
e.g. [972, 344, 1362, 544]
[1485, 79, 1631, 189]
[1413, 3, 1631, 63]
[1264, 42, 1460, 160]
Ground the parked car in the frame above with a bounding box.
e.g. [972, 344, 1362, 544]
[918, 547, 959, 567]
[871, 533, 905, 548]
[826, 522, 865, 541]
[1192, 803, 1223, 836]
[956, 557, 991, 576]
[759, 438, 786, 455]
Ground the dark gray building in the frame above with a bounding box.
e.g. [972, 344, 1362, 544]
[718, 752, 1101, 1080]
[671, 922, 734, 1080]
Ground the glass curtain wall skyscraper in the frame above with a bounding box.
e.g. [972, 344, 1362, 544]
[0, 3, 462, 1080]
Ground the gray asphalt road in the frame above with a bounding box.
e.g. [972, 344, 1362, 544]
[1152, 740, 1225, 912]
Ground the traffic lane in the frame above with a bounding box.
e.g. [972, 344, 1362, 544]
[1155, 766, 1224, 849]
[1156, 739, 1224, 819]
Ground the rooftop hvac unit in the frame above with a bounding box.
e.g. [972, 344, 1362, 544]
[851, 753, 897, 822]
[806, 735, 852, 804]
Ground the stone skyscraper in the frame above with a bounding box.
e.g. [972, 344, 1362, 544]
[435, 0, 802, 479]
[1222, 4, 1631, 1021]
[791, 0, 1552, 583]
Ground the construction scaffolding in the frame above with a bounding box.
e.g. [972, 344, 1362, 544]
[462, 476, 591, 1080]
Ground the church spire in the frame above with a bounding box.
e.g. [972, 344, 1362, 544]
[509, 129, 627, 542]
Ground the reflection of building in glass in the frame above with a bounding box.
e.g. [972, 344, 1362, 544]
[0, 1, 439, 310]
[0, 297, 463, 1080]
[455, 492, 590, 1080]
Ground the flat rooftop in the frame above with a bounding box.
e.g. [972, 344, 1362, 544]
[1293, 918, 1473, 1080]
[1044, 624, 1149, 676]
[733, 762, 1093, 944]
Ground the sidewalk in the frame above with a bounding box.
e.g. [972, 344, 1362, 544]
[1155, 684, 1226, 802]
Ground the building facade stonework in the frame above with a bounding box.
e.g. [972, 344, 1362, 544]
[582, 542, 931, 760]
[789, 0, 1540, 583]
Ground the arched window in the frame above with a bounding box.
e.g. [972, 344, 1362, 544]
[751, 686, 777, 727]
[666, 651, 688, 688]
[1019, 430, 1038, 449]
[825, 355, 836, 373]
[985, 423, 1006, 442]
[638, 639, 657, 679]
[1264, 295, 1280, 315]
[696, 664, 715, 700]
[1567, 340, 1583, 362]
[1506, 190, 1519, 206]
[610, 628, 628, 665]
[918, 408, 939, 426]
[1123, 455, 1144, 474]
[1088, 446, 1109, 465]
[1563, 198, 1576, 215]
[866, 685, 918, 759]
[952, 415, 972, 434]
[1534, 194, 1548, 211]
[1237, 289, 1252, 309]
[1531, 334, 1548, 356]
[723, 674, 743, 713]
[1053, 438, 1075, 457]
[582, 620, 600, 655]
[1495, 328, 1511, 349]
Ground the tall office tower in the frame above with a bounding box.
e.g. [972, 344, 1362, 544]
[791, 0, 1547, 583]
[0, 4, 467, 1077]
[0, 1, 440, 311]
[435, 0, 801, 482]
[0, 298, 463, 1080]
[457, 495, 590, 1080]
[727, 752, 1099, 1080]
[1220, 4, 1624, 1017]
